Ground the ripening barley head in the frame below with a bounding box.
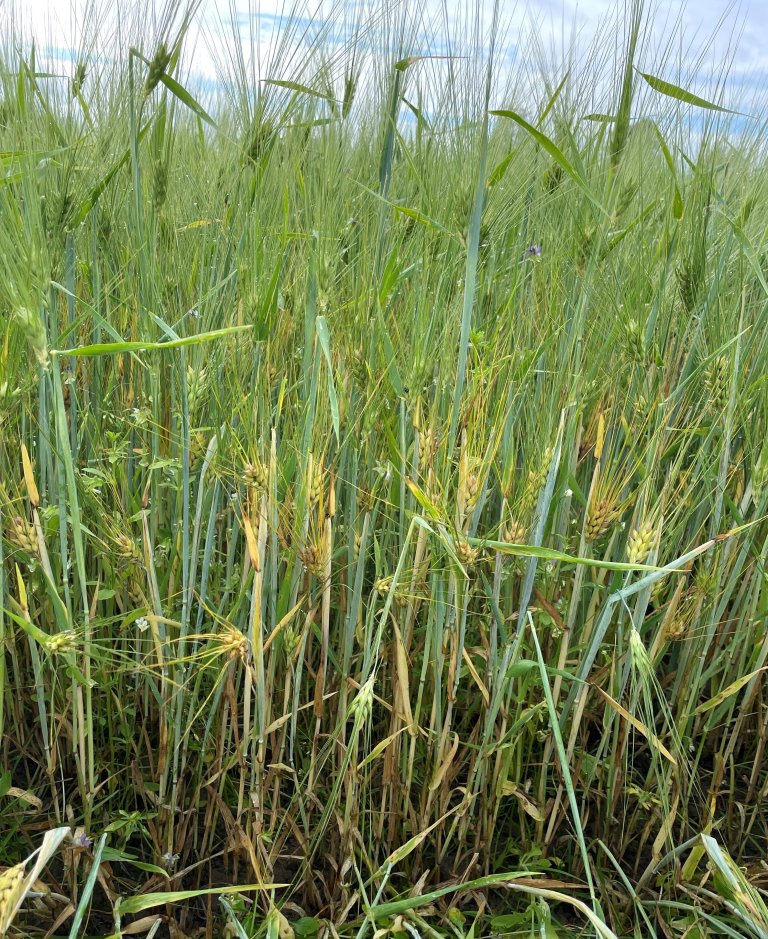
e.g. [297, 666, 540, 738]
[626, 519, 656, 564]
[243, 458, 268, 493]
[585, 496, 620, 543]
[7, 516, 39, 557]
[0, 862, 26, 934]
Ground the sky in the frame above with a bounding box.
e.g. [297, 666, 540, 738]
[8, 0, 765, 115]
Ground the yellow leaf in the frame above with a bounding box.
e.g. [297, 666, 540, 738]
[241, 510, 260, 571]
[592, 684, 677, 765]
[462, 648, 489, 707]
[501, 782, 546, 821]
[392, 620, 414, 732]
[429, 731, 459, 791]
[176, 218, 212, 231]
[595, 411, 606, 461]
[20, 443, 39, 507]
[695, 667, 767, 714]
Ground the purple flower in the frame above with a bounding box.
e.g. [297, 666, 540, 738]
[162, 852, 180, 869]
[525, 244, 542, 258]
[72, 831, 93, 849]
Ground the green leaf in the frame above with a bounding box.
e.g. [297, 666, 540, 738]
[264, 78, 336, 104]
[52, 325, 252, 357]
[401, 95, 431, 131]
[537, 71, 569, 126]
[293, 917, 321, 937]
[638, 71, 738, 114]
[392, 202, 452, 235]
[70, 121, 151, 227]
[370, 871, 532, 917]
[652, 124, 684, 219]
[315, 316, 340, 442]
[488, 150, 515, 187]
[468, 536, 661, 572]
[68, 834, 107, 939]
[101, 847, 169, 877]
[117, 883, 285, 916]
[159, 72, 217, 127]
[491, 109, 607, 213]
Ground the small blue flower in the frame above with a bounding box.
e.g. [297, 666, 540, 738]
[525, 244, 542, 258]
[162, 852, 180, 869]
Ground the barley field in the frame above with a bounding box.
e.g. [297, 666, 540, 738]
[1, 0, 768, 936]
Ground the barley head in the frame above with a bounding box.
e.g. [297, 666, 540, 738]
[585, 498, 619, 543]
[243, 458, 268, 493]
[71, 61, 86, 97]
[13, 307, 48, 369]
[114, 531, 140, 562]
[624, 318, 646, 363]
[47, 630, 77, 655]
[152, 159, 168, 212]
[143, 43, 172, 97]
[455, 539, 478, 569]
[298, 540, 326, 579]
[220, 624, 249, 664]
[753, 443, 768, 504]
[465, 471, 480, 512]
[627, 520, 655, 565]
[418, 427, 436, 470]
[703, 354, 729, 412]
[0, 862, 26, 934]
[7, 516, 39, 556]
[502, 518, 528, 545]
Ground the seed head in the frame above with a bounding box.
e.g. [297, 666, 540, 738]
[753, 443, 768, 505]
[585, 498, 619, 543]
[351, 677, 374, 721]
[374, 576, 392, 594]
[190, 431, 207, 467]
[418, 428, 437, 472]
[627, 520, 655, 565]
[350, 347, 367, 384]
[703, 354, 729, 412]
[71, 61, 87, 98]
[309, 460, 323, 508]
[7, 516, 38, 556]
[13, 307, 48, 368]
[455, 539, 478, 569]
[114, 532, 140, 562]
[243, 459, 268, 493]
[502, 518, 528, 545]
[47, 630, 77, 655]
[144, 43, 172, 97]
[185, 365, 207, 414]
[624, 318, 646, 363]
[0, 862, 26, 934]
[152, 159, 168, 212]
[465, 471, 480, 512]
[298, 540, 326, 578]
[629, 625, 653, 679]
[220, 624, 249, 663]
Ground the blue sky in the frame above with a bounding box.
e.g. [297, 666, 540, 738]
[13, 0, 766, 114]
